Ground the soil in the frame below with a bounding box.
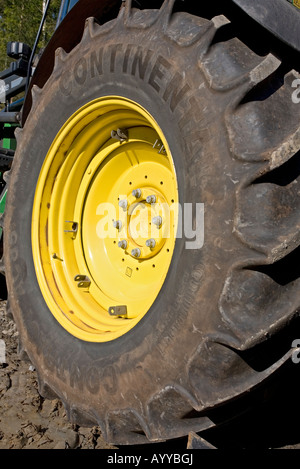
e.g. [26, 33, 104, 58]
[0, 300, 117, 450]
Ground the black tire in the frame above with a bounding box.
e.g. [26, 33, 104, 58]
[4, 3, 300, 445]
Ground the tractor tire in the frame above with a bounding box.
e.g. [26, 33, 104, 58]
[3, 2, 300, 445]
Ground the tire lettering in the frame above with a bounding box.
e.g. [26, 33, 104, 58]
[74, 57, 88, 85]
[162, 71, 191, 112]
[131, 47, 154, 80]
[59, 44, 191, 114]
[123, 44, 133, 73]
[90, 48, 104, 78]
[110, 43, 122, 73]
[59, 73, 72, 96]
[102, 365, 118, 394]
[148, 54, 171, 93]
[46, 352, 119, 396]
[69, 361, 84, 391]
[85, 366, 101, 394]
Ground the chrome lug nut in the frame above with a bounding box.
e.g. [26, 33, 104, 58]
[131, 248, 141, 258]
[146, 195, 156, 204]
[118, 240, 128, 250]
[132, 189, 142, 198]
[119, 199, 128, 211]
[152, 216, 162, 227]
[113, 220, 122, 230]
[146, 238, 156, 249]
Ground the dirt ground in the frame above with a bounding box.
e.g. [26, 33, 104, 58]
[0, 300, 117, 450]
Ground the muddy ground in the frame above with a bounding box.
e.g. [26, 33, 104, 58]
[0, 300, 118, 450]
[1, 297, 300, 450]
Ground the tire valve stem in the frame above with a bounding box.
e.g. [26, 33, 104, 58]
[113, 220, 122, 230]
[146, 238, 156, 249]
[146, 195, 156, 204]
[118, 240, 128, 250]
[131, 248, 141, 258]
[119, 199, 128, 211]
[152, 216, 162, 228]
[132, 189, 142, 199]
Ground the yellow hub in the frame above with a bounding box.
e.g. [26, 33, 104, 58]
[32, 97, 178, 342]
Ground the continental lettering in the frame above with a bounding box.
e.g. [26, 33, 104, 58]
[90, 48, 103, 77]
[131, 47, 154, 80]
[86, 366, 101, 394]
[59, 44, 192, 114]
[110, 43, 122, 73]
[162, 71, 191, 112]
[148, 55, 171, 93]
[69, 361, 84, 391]
[74, 57, 88, 85]
[44, 346, 119, 396]
[123, 44, 133, 73]
[59, 74, 72, 96]
[102, 365, 118, 393]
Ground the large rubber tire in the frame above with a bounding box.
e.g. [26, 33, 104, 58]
[4, 2, 300, 444]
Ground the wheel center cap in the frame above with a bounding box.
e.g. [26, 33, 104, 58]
[120, 187, 169, 260]
[129, 202, 151, 246]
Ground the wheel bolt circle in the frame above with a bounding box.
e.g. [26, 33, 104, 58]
[118, 240, 128, 250]
[152, 216, 162, 227]
[119, 199, 128, 210]
[146, 238, 156, 249]
[113, 220, 122, 230]
[146, 195, 156, 204]
[132, 189, 142, 198]
[131, 248, 141, 258]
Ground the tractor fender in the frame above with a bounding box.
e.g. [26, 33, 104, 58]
[232, 0, 300, 52]
[22, 0, 122, 125]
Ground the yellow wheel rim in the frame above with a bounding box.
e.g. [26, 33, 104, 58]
[32, 97, 178, 342]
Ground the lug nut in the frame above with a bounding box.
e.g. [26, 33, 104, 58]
[131, 248, 141, 258]
[118, 240, 128, 250]
[132, 189, 142, 198]
[152, 216, 162, 227]
[113, 220, 122, 230]
[119, 199, 128, 211]
[146, 238, 156, 249]
[146, 195, 156, 204]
